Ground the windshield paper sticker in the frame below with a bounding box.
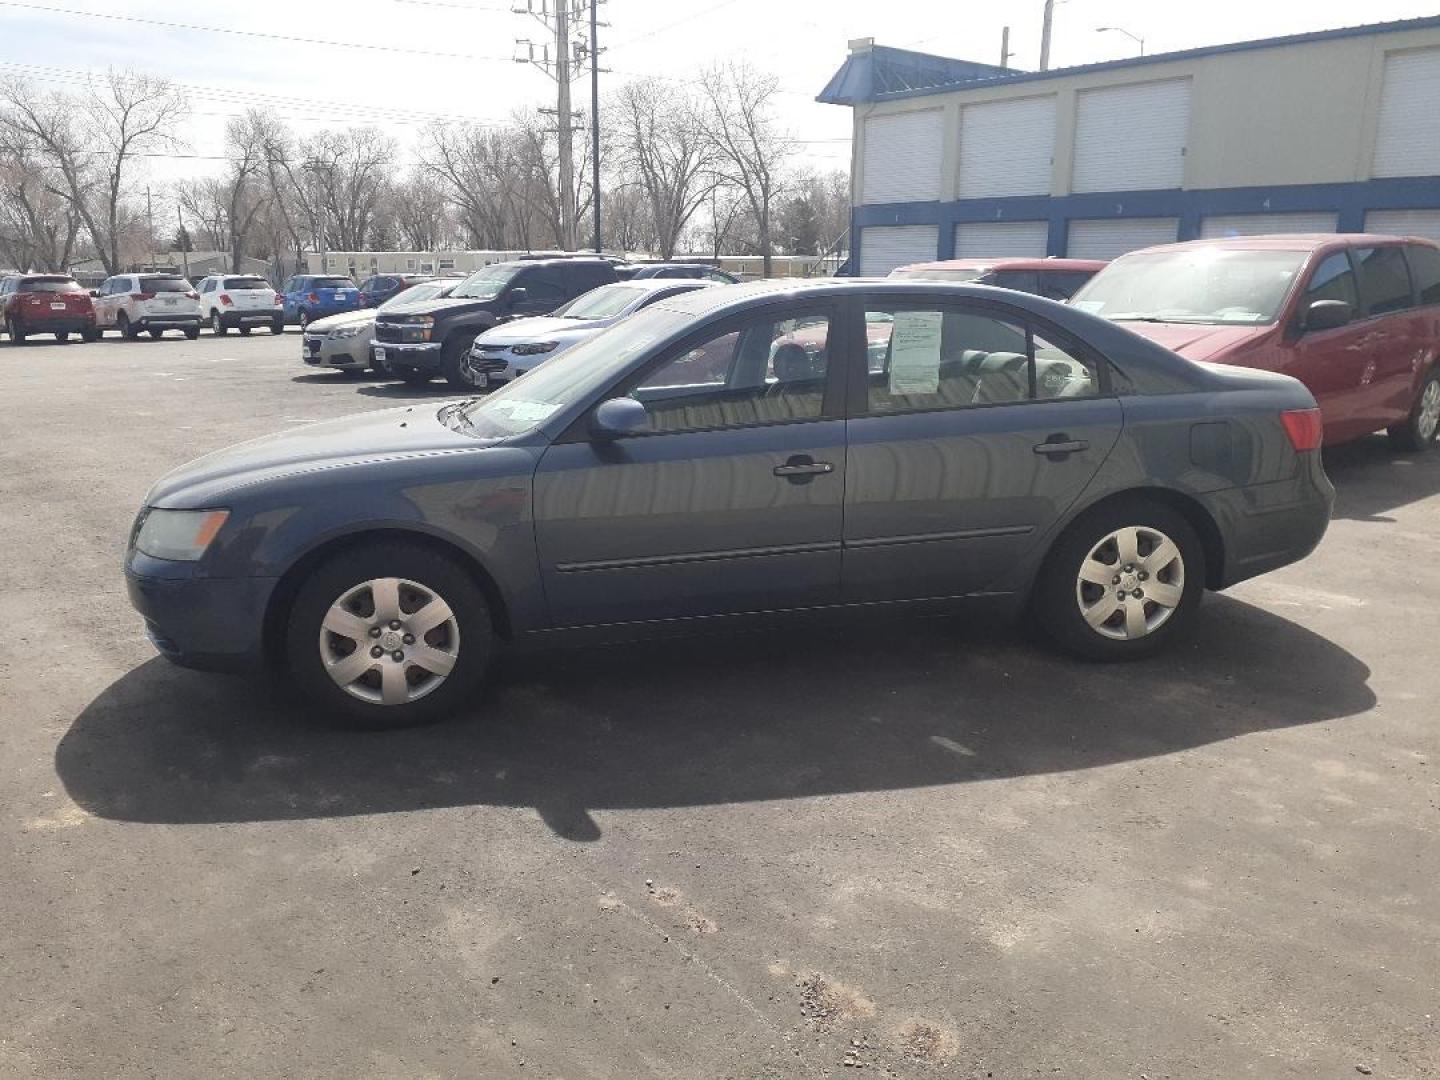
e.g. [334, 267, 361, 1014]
[888, 310, 944, 395]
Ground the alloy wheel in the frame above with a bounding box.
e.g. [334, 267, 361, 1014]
[1074, 525, 1185, 641]
[317, 577, 460, 706]
[1419, 379, 1440, 442]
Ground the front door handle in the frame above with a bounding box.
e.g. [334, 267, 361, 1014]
[773, 455, 834, 481]
[1033, 437, 1089, 457]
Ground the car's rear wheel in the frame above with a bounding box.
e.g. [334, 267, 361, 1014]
[284, 541, 493, 729]
[441, 334, 483, 390]
[118, 313, 138, 340]
[211, 312, 227, 336]
[298, 310, 311, 331]
[81, 327, 99, 343]
[185, 326, 200, 340]
[1032, 498, 1204, 661]
[239, 325, 252, 336]
[270, 319, 284, 335]
[7, 317, 26, 343]
[149, 329, 163, 339]
[55, 330, 69, 342]
[1388, 367, 1440, 452]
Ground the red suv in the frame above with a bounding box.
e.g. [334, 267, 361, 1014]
[1, 274, 98, 344]
[889, 257, 1107, 300]
[1072, 234, 1440, 449]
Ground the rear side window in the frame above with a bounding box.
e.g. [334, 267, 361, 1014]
[563, 263, 614, 296]
[1354, 246, 1413, 316]
[1301, 252, 1360, 312]
[140, 276, 191, 293]
[1405, 244, 1440, 306]
[18, 277, 82, 293]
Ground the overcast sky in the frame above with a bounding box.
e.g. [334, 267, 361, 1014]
[2, 0, 1437, 192]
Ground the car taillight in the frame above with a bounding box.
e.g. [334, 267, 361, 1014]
[308, 292, 320, 302]
[273, 294, 283, 306]
[131, 292, 154, 301]
[220, 293, 233, 306]
[1281, 408, 1323, 452]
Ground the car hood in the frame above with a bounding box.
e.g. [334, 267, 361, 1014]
[307, 311, 373, 334]
[380, 296, 492, 319]
[476, 315, 607, 345]
[1114, 321, 1268, 362]
[146, 405, 494, 508]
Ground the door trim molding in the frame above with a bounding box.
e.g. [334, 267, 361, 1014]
[554, 540, 842, 574]
[844, 524, 1035, 550]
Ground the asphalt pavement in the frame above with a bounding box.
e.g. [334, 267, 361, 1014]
[1, 331, 1436, 1078]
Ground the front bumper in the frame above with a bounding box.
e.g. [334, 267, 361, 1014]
[374, 341, 442, 373]
[303, 334, 372, 368]
[126, 554, 277, 672]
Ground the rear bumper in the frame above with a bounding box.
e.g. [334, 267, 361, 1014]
[1203, 454, 1334, 588]
[126, 557, 276, 673]
[219, 310, 281, 326]
[17, 316, 93, 333]
[137, 315, 202, 329]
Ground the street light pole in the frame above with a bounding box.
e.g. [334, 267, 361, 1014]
[1096, 25, 1145, 56]
[590, 0, 601, 253]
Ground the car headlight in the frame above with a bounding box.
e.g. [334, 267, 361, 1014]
[405, 315, 434, 325]
[134, 508, 230, 561]
[510, 341, 558, 356]
[328, 325, 367, 339]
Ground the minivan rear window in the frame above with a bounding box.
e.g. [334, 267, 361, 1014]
[18, 277, 82, 293]
[223, 277, 269, 290]
[1405, 244, 1440, 306]
[1353, 246, 1413, 316]
[141, 277, 192, 293]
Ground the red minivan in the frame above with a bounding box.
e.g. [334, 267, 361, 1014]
[1071, 234, 1440, 448]
[1, 274, 98, 344]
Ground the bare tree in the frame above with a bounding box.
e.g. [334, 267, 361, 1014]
[388, 172, 452, 250]
[175, 177, 229, 252]
[609, 79, 716, 259]
[700, 62, 789, 277]
[0, 131, 81, 271]
[0, 70, 186, 275]
[302, 127, 396, 251]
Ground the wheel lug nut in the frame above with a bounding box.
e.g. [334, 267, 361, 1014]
[1112, 575, 1121, 585]
[1134, 589, 1144, 599]
[369, 627, 382, 638]
[1117, 591, 1126, 601]
[403, 633, 415, 645]
[389, 620, 402, 631]
[370, 646, 384, 658]
[391, 650, 405, 662]
[1139, 571, 1148, 581]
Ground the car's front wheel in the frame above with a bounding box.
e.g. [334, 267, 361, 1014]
[284, 541, 494, 728]
[1032, 498, 1204, 661]
[440, 334, 484, 390]
[1388, 367, 1440, 452]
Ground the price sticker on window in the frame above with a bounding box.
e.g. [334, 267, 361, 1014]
[887, 310, 944, 395]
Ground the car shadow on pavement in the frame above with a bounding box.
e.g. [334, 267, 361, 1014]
[1324, 435, 1440, 522]
[354, 383, 464, 400]
[57, 594, 1374, 841]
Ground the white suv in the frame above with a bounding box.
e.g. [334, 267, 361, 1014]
[93, 273, 203, 340]
[196, 274, 282, 335]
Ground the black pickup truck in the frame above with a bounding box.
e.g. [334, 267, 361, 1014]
[373, 257, 617, 389]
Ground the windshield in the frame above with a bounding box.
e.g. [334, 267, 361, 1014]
[888, 267, 986, 282]
[1071, 249, 1308, 325]
[554, 284, 646, 320]
[382, 282, 447, 309]
[453, 306, 689, 438]
[452, 263, 521, 300]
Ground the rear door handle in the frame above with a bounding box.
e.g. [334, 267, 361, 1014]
[1033, 438, 1089, 456]
[774, 456, 834, 481]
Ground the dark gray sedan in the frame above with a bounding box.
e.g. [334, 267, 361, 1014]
[126, 280, 1333, 727]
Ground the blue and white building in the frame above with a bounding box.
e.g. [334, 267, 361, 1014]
[819, 17, 1440, 274]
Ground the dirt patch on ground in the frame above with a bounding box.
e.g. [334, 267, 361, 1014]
[797, 974, 876, 1030]
[893, 1019, 958, 1064]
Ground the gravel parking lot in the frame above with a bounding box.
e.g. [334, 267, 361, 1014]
[2, 331, 1437, 1078]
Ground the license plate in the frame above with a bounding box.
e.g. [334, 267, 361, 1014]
[473, 371, 488, 387]
[50, 302, 66, 310]
[373, 347, 385, 363]
[163, 298, 177, 306]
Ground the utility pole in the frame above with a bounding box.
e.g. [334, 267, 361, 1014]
[176, 205, 191, 281]
[589, 0, 601, 252]
[1039, 0, 1055, 71]
[146, 186, 155, 271]
[1000, 26, 1013, 69]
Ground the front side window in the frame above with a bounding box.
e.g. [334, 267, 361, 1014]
[516, 267, 566, 306]
[1406, 244, 1440, 306]
[863, 305, 1100, 414]
[1071, 249, 1308, 325]
[1300, 252, 1359, 312]
[1354, 246, 1413, 316]
[626, 312, 834, 434]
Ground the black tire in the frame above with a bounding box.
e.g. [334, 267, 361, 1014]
[55, 331, 69, 343]
[239, 325, 252, 336]
[270, 319, 284, 335]
[81, 327, 99, 343]
[185, 326, 200, 340]
[398, 368, 433, 386]
[149, 329, 163, 340]
[119, 313, 138, 341]
[283, 540, 494, 729]
[1387, 366, 1440, 452]
[211, 312, 227, 336]
[440, 333, 483, 391]
[1031, 497, 1205, 662]
[298, 310, 311, 331]
[8, 318, 26, 343]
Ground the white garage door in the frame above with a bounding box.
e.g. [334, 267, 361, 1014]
[1072, 79, 1191, 192]
[1372, 49, 1440, 178]
[860, 225, 940, 276]
[954, 221, 1050, 258]
[862, 110, 944, 204]
[1067, 218, 1179, 260]
[1200, 212, 1338, 238]
[957, 96, 1056, 199]
[1366, 209, 1440, 241]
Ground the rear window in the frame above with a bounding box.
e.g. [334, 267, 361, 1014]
[313, 277, 353, 289]
[18, 277, 82, 293]
[1354, 246, 1413, 316]
[1406, 244, 1440, 306]
[140, 277, 192, 293]
[223, 277, 269, 290]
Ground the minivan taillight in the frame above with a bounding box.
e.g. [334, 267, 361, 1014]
[1281, 408, 1323, 452]
[220, 293, 233, 306]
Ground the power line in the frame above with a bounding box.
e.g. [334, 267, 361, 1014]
[604, 0, 743, 50]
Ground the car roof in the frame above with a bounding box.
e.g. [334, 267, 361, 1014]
[898, 257, 1107, 272]
[648, 276, 1090, 319]
[610, 277, 719, 292]
[1125, 232, 1440, 255]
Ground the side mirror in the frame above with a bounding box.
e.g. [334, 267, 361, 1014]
[1303, 299, 1352, 332]
[508, 286, 529, 307]
[590, 397, 650, 441]
[89, 289, 99, 297]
